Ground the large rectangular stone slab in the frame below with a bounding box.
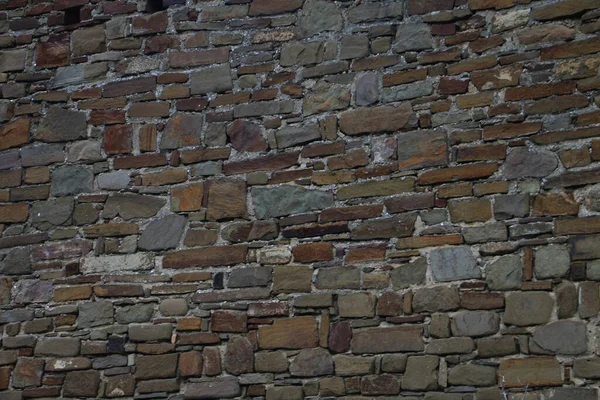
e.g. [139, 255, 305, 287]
[351, 326, 424, 353]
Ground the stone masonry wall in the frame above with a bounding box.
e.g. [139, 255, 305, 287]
[1, 0, 600, 398]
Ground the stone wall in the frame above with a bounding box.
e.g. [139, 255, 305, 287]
[1, 0, 600, 398]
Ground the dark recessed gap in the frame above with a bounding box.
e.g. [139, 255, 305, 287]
[63, 5, 82, 25]
[145, 0, 166, 13]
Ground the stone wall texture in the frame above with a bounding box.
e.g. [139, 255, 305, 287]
[1, 0, 600, 398]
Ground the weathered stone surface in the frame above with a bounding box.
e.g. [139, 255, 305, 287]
[275, 124, 321, 148]
[430, 246, 480, 282]
[64, 370, 100, 397]
[485, 254, 523, 290]
[136, 354, 178, 380]
[184, 377, 241, 399]
[13, 358, 43, 388]
[574, 357, 600, 378]
[191, 64, 233, 95]
[534, 245, 570, 279]
[451, 311, 500, 337]
[51, 166, 93, 196]
[298, 0, 343, 37]
[102, 193, 165, 220]
[402, 356, 439, 391]
[391, 258, 427, 289]
[448, 363, 497, 386]
[505, 292, 554, 326]
[351, 325, 424, 353]
[304, 81, 351, 116]
[227, 120, 267, 152]
[290, 347, 333, 376]
[281, 41, 324, 66]
[503, 147, 559, 179]
[258, 317, 318, 349]
[207, 180, 247, 220]
[398, 129, 448, 170]
[78, 301, 114, 328]
[533, 320, 587, 355]
[161, 113, 203, 150]
[413, 286, 460, 312]
[34, 338, 80, 357]
[224, 336, 253, 375]
[36, 107, 87, 143]
[339, 104, 413, 135]
[351, 214, 417, 240]
[13, 279, 52, 304]
[252, 185, 333, 219]
[498, 357, 562, 388]
[355, 72, 380, 106]
[394, 23, 433, 53]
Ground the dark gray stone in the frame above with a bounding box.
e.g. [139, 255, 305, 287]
[281, 41, 324, 66]
[78, 302, 114, 328]
[340, 35, 369, 59]
[251, 185, 334, 219]
[139, 214, 187, 251]
[21, 144, 65, 167]
[0, 150, 20, 170]
[34, 337, 80, 357]
[52, 62, 108, 88]
[390, 257, 427, 289]
[533, 320, 587, 355]
[413, 286, 460, 312]
[402, 355, 439, 391]
[36, 107, 88, 143]
[503, 147, 558, 179]
[430, 246, 480, 282]
[233, 100, 295, 118]
[191, 64, 233, 95]
[275, 124, 321, 148]
[463, 222, 507, 244]
[228, 266, 272, 288]
[383, 81, 433, 102]
[129, 324, 173, 342]
[347, 1, 403, 23]
[92, 355, 128, 369]
[448, 364, 497, 387]
[0, 49, 26, 72]
[116, 304, 154, 324]
[485, 253, 523, 290]
[183, 377, 241, 399]
[0, 247, 32, 275]
[494, 194, 530, 219]
[51, 166, 93, 197]
[504, 292, 553, 326]
[546, 388, 598, 400]
[32, 197, 74, 230]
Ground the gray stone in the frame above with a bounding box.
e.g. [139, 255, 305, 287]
[383, 81, 434, 102]
[430, 246, 480, 282]
[533, 320, 587, 355]
[494, 194, 530, 219]
[534, 245, 570, 279]
[304, 81, 351, 116]
[252, 185, 334, 219]
[191, 161, 222, 176]
[298, 0, 343, 38]
[390, 257, 427, 289]
[0, 350, 18, 365]
[36, 107, 87, 143]
[504, 292, 553, 326]
[431, 110, 473, 127]
[427, 337, 474, 355]
[52, 62, 108, 89]
[159, 298, 188, 316]
[0, 309, 34, 324]
[21, 144, 64, 167]
[139, 214, 187, 251]
[228, 267, 272, 288]
[13, 279, 52, 304]
[0, 150, 20, 171]
[421, 209, 448, 225]
[183, 377, 241, 399]
[347, 1, 403, 23]
[463, 222, 508, 244]
[31, 197, 74, 230]
[451, 311, 500, 337]
[81, 253, 154, 274]
[571, 234, 600, 260]
[503, 147, 558, 179]
[281, 41, 324, 66]
[587, 259, 600, 280]
[234, 100, 295, 118]
[51, 166, 93, 197]
[63, 370, 100, 397]
[224, 336, 253, 375]
[546, 388, 598, 400]
[92, 355, 128, 369]
[448, 364, 497, 386]
[340, 35, 369, 59]
[34, 337, 80, 357]
[315, 267, 360, 289]
[97, 171, 130, 190]
[510, 221, 553, 239]
[276, 124, 321, 148]
[0, 49, 26, 72]
[556, 281, 577, 319]
[290, 347, 333, 377]
[0, 247, 32, 275]
[573, 357, 600, 378]
[402, 355, 439, 391]
[191, 64, 233, 95]
[380, 354, 407, 373]
[485, 253, 523, 291]
[116, 304, 155, 324]
[68, 140, 104, 163]
[78, 302, 114, 328]
[106, 16, 128, 39]
[0, 102, 15, 122]
[394, 23, 433, 53]
[356, 73, 380, 106]
[102, 193, 166, 220]
[129, 324, 173, 342]
[413, 286, 460, 312]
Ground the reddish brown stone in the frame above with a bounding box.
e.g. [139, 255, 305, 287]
[206, 179, 247, 220]
[249, 0, 303, 15]
[104, 125, 132, 155]
[541, 37, 600, 61]
[339, 104, 413, 135]
[171, 183, 203, 212]
[328, 322, 350, 353]
[320, 205, 383, 222]
[471, 65, 521, 90]
[224, 336, 253, 375]
[36, 33, 69, 69]
[499, 357, 562, 388]
[438, 78, 469, 94]
[170, 47, 230, 68]
[461, 292, 505, 309]
[180, 148, 231, 164]
[163, 245, 247, 268]
[504, 82, 576, 101]
[0, 117, 29, 151]
[258, 316, 319, 349]
[345, 244, 387, 264]
[223, 152, 299, 175]
[114, 154, 167, 169]
[227, 120, 268, 152]
[293, 242, 333, 263]
[133, 11, 168, 36]
[103, 77, 156, 98]
[128, 102, 170, 118]
[483, 122, 542, 141]
[417, 163, 499, 185]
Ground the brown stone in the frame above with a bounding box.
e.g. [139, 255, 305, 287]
[63, 370, 100, 397]
[133, 11, 168, 36]
[351, 325, 424, 354]
[337, 178, 415, 200]
[161, 113, 202, 150]
[211, 310, 247, 333]
[533, 0, 599, 20]
[471, 65, 521, 90]
[351, 214, 417, 240]
[224, 336, 253, 375]
[170, 47, 230, 68]
[135, 354, 178, 380]
[0, 203, 28, 223]
[468, 0, 517, 10]
[36, 33, 69, 69]
[383, 69, 428, 87]
[0, 117, 29, 151]
[483, 122, 542, 141]
[449, 198, 492, 223]
[293, 242, 333, 263]
[339, 104, 413, 135]
[227, 120, 268, 152]
[128, 102, 170, 118]
[164, 245, 247, 268]
[224, 152, 299, 175]
[417, 163, 498, 185]
[258, 316, 318, 349]
[104, 125, 132, 154]
[525, 94, 589, 115]
[206, 180, 247, 220]
[498, 357, 562, 388]
[180, 148, 231, 164]
[320, 205, 382, 222]
[13, 358, 44, 388]
[171, 183, 203, 212]
[461, 292, 505, 310]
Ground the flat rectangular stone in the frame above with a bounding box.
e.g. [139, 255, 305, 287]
[163, 245, 247, 268]
[351, 326, 424, 354]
